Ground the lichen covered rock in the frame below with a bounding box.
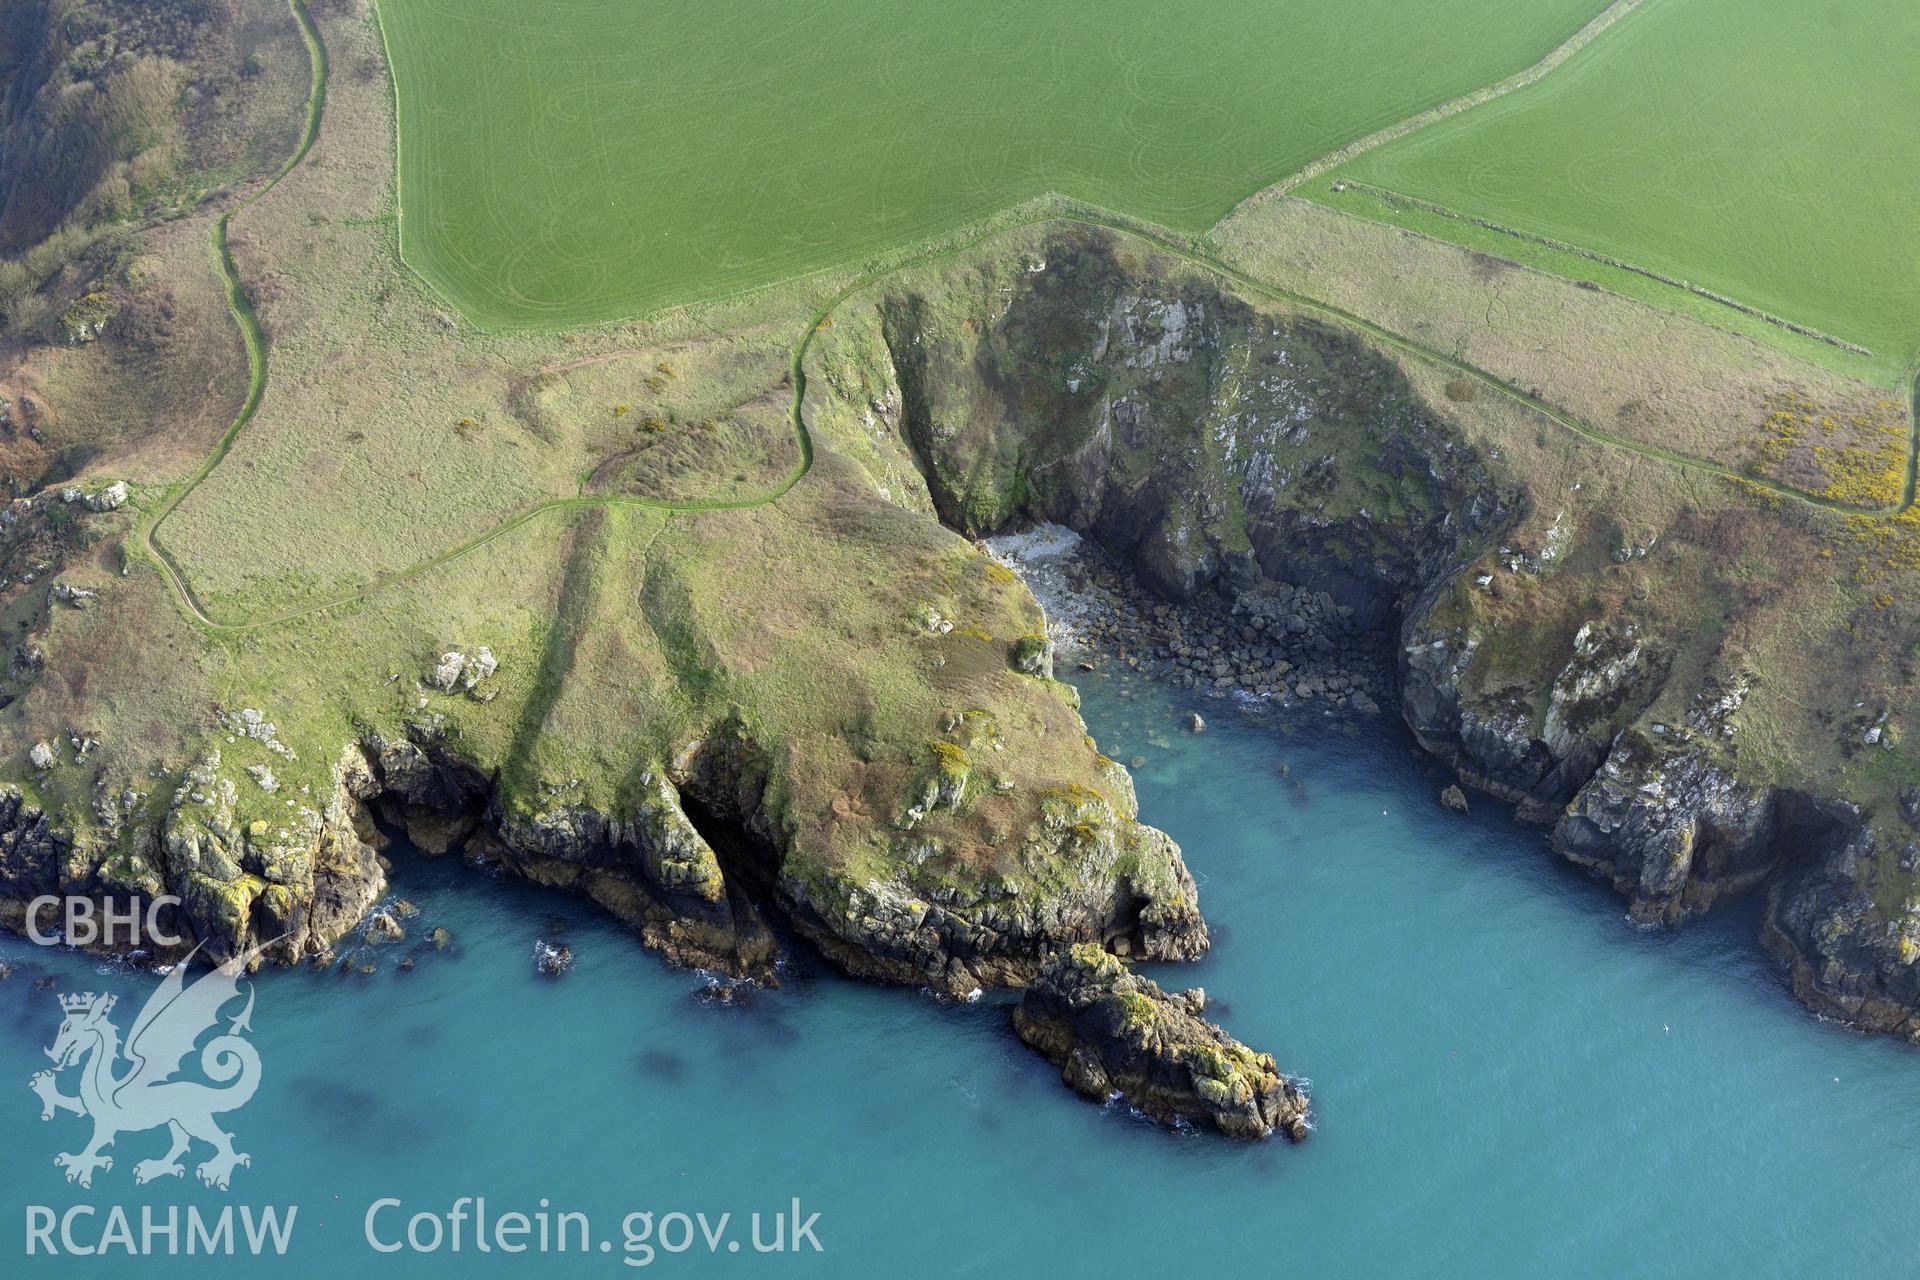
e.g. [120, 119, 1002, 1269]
[1761, 827, 1920, 1042]
[1553, 724, 1777, 924]
[1014, 943, 1308, 1140]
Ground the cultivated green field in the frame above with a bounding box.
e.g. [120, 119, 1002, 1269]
[1317, 0, 1920, 382]
[375, 0, 1606, 328]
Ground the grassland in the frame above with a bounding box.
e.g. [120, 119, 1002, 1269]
[1314, 0, 1920, 383]
[1212, 199, 1909, 490]
[1, 6, 1163, 923]
[105, 0, 1910, 642]
[7, 0, 1920, 1024]
[372, 0, 1607, 328]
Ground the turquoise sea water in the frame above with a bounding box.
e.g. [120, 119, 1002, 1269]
[5, 668, 1919, 1276]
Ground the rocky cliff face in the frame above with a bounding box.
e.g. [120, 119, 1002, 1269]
[1550, 723, 1779, 923]
[881, 230, 1514, 625]
[864, 226, 1920, 1041]
[1399, 573, 1871, 938]
[0, 708, 1205, 996]
[367, 724, 779, 979]
[0, 743, 384, 965]
[1763, 828, 1920, 1042]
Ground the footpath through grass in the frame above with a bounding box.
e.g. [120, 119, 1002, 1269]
[1318, 0, 1920, 383]
[373, 0, 1605, 328]
[146, 0, 1920, 637]
[142, 0, 331, 629]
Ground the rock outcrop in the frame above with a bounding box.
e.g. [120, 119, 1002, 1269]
[0, 745, 384, 966]
[1551, 724, 1777, 923]
[882, 229, 1512, 630]
[781, 774, 1208, 994]
[1763, 828, 1920, 1042]
[1014, 944, 1308, 1139]
[1401, 616, 1617, 824]
[483, 759, 779, 982]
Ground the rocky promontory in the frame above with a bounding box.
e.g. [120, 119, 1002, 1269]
[1014, 943, 1309, 1140]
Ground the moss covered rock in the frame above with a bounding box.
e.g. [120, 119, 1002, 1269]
[1014, 943, 1308, 1140]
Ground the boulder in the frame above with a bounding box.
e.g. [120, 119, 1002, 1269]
[430, 651, 467, 692]
[534, 939, 573, 976]
[49, 583, 96, 608]
[84, 482, 128, 512]
[461, 645, 498, 691]
[431, 646, 498, 696]
[1440, 784, 1469, 814]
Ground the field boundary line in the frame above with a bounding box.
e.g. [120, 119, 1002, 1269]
[368, 0, 474, 326]
[141, 8, 1919, 637]
[162, 205, 1920, 635]
[1216, 0, 1647, 223]
[1330, 181, 1872, 357]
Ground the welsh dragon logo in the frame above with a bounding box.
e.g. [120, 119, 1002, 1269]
[28, 947, 262, 1190]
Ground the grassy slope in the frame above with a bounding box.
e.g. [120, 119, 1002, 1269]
[372, 0, 1604, 327]
[4, 8, 1168, 925]
[122, 0, 1920, 641]
[1212, 199, 1907, 493]
[1317, 0, 1920, 382]
[0, 0, 310, 491]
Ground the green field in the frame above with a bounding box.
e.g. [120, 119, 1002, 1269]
[1318, 0, 1920, 382]
[375, 0, 1606, 328]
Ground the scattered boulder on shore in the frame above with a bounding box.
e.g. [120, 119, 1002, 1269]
[1186, 712, 1205, 734]
[1440, 784, 1469, 814]
[1013, 943, 1308, 1140]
